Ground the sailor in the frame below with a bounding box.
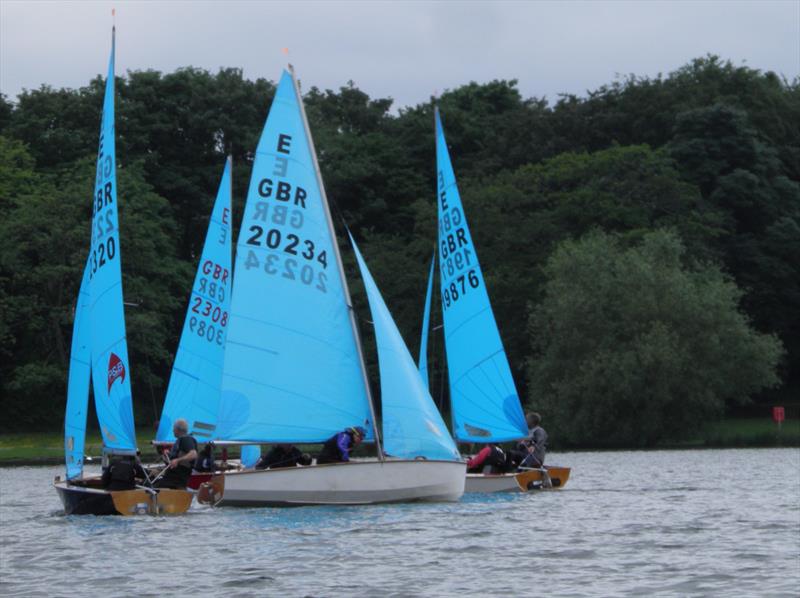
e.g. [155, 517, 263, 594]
[154, 418, 198, 488]
[194, 441, 215, 472]
[255, 444, 312, 469]
[316, 426, 365, 464]
[519, 412, 547, 468]
[101, 454, 146, 491]
[465, 444, 507, 473]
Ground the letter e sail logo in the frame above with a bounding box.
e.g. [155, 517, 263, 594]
[107, 353, 126, 392]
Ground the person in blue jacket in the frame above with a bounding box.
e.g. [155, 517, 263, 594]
[316, 426, 365, 464]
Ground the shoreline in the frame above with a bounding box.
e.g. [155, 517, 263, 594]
[2, 418, 797, 467]
[2, 442, 798, 468]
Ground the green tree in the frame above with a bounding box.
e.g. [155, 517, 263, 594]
[448, 144, 720, 396]
[526, 230, 784, 447]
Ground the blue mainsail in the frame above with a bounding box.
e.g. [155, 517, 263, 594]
[156, 157, 233, 443]
[64, 261, 92, 479]
[418, 253, 435, 390]
[351, 235, 460, 461]
[435, 108, 527, 442]
[218, 69, 373, 443]
[87, 28, 137, 453]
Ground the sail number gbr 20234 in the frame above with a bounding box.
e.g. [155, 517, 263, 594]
[244, 225, 328, 293]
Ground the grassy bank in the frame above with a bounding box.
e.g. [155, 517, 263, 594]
[1, 418, 797, 464]
[697, 417, 800, 447]
[0, 430, 247, 465]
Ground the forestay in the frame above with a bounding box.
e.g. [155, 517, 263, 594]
[87, 29, 137, 453]
[418, 253, 435, 390]
[351, 236, 459, 461]
[435, 108, 527, 442]
[218, 70, 372, 443]
[157, 158, 233, 443]
[64, 262, 92, 480]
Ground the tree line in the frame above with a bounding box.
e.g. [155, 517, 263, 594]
[0, 55, 797, 446]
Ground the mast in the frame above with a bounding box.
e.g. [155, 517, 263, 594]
[227, 153, 234, 270]
[288, 65, 384, 460]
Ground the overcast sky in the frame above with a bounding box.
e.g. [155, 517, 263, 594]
[1, 0, 798, 110]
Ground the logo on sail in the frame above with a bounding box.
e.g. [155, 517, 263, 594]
[107, 353, 126, 391]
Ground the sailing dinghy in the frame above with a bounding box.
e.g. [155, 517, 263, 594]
[422, 108, 570, 492]
[54, 28, 192, 515]
[198, 67, 464, 507]
[154, 157, 235, 489]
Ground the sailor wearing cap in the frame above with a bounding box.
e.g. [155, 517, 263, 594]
[316, 426, 366, 464]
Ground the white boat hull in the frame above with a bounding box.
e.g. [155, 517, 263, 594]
[465, 473, 521, 493]
[205, 459, 466, 506]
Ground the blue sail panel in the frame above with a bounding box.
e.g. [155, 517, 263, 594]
[218, 70, 372, 443]
[351, 235, 460, 461]
[435, 109, 527, 443]
[88, 31, 137, 453]
[65, 261, 92, 479]
[157, 158, 233, 444]
[240, 444, 261, 468]
[418, 253, 435, 390]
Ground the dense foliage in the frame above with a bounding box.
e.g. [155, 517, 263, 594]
[527, 230, 784, 447]
[0, 56, 797, 445]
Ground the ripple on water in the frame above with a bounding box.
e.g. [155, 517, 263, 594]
[1, 450, 799, 597]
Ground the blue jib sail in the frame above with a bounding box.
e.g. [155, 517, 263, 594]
[65, 261, 92, 479]
[418, 253, 435, 390]
[435, 108, 527, 442]
[156, 158, 233, 444]
[88, 29, 137, 453]
[350, 235, 460, 461]
[217, 69, 372, 443]
[239, 444, 261, 468]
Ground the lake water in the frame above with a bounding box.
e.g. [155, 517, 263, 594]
[1, 449, 798, 597]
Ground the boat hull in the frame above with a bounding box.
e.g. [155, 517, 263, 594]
[199, 459, 466, 507]
[54, 478, 193, 515]
[464, 466, 571, 493]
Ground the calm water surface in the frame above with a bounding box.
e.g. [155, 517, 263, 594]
[1, 449, 798, 597]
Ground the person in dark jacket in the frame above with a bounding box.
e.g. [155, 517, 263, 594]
[194, 442, 215, 472]
[316, 426, 365, 464]
[154, 418, 198, 489]
[102, 455, 146, 491]
[255, 444, 312, 469]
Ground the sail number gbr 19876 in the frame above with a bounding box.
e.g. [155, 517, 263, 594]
[440, 212, 480, 310]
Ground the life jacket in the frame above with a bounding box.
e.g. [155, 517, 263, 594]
[317, 433, 346, 463]
[107, 460, 136, 490]
[169, 435, 198, 470]
[485, 446, 506, 468]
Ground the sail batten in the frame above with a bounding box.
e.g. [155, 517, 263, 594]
[156, 158, 233, 443]
[435, 108, 528, 443]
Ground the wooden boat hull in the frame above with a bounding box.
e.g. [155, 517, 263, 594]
[464, 466, 571, 493]
[198, 459, 466, 507]
[54, 478, 193, 516]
